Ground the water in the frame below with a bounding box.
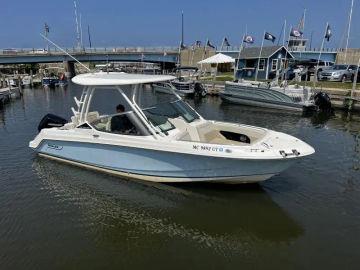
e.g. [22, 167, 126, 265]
[0, 84, 360, 269]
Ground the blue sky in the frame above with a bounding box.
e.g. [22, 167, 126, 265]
[1, 0, 359, 49]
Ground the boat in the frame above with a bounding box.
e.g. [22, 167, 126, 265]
[0, 87, 11, 105]
[153, 67, 207, 97]
[220, 80, 330, 113]
[29, 72, 315, 184]
[58, 73, 68, 87]
[42, 76, 59, 88]
[153, 79, 206, 97]
[22, 75, 32, 86]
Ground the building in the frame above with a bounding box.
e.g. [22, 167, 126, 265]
[235, 46, 293, 80]
[287, 37, 337, 63]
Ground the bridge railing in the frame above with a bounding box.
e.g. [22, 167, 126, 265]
[0, 46, 179, 55]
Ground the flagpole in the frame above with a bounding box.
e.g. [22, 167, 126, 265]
[255, 31, 265, 82]
[344, 0, 354, 64]
[282, 25, 292, 80]
[190, 44, 195, 66]
[200, 39, 208, 72]
[315, 22, 329, 84]
[234, 34, 246, 80]
[351, 56, 360, 100]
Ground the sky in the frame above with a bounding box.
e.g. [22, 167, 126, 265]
[0, 0, 359, 49]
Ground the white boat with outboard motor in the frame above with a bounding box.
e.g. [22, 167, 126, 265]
[221, 79, 332, 113]
[29, 72, 315, 184]
[153, 67, 207, 98]
[153, 79, 207, 98]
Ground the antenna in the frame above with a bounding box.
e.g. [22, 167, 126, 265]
[87, 25, 92, 48]
[80, 13, 84, 49]
[74, 0, 81, 50]
[40, 33, 91, 72]
[181, 11, 184, 47]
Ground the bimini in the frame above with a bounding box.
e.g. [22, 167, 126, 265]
[29, 72, 315, 184]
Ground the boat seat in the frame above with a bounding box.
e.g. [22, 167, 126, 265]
[86, 111, 100, 123]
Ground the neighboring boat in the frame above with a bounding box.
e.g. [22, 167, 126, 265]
[29, 72, 315, 184]
[22, 75, 32, 86]
[0, 87, 11, 105]
[153, 67, 207, 97]
[0, 86, 21, 101]
[58, 73, 68, 87]
[220, 80, 329, 113]
[42, 76, 59, 88]
[153, 79, 207, 97]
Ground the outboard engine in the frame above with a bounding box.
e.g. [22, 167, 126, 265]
[194, 82, 207, 98]
[38, 114, 67, 132]
[314, 92, 332, 112]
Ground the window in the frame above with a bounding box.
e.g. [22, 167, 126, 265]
[258, 59, 265, 70]
[271, 59, 278, 71]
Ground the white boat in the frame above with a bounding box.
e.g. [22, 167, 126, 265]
[153, 79, 207, 97]
[22, 75, 32, 86]
[29, 72, 315, 184]
[220, 80, 320, 112]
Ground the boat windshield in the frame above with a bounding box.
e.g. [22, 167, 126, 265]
[142, 100, 200, 133]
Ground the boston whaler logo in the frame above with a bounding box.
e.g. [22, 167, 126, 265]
[193, 144, 232, 153]
[47, 143, 63, 150]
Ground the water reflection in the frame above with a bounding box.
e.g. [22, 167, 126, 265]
[0, 109, 4, 127]
[33, 158, 303, 255]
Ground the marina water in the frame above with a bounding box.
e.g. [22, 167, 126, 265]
[0, 84, 359, 269]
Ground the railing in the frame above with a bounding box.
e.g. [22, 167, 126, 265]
[0, 46, 179, 56]
[217, 46, 341, 53]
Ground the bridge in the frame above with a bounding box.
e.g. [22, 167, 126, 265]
[0, 47, 179, 65]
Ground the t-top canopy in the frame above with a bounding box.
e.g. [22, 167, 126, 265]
[72, 72, 175, 86]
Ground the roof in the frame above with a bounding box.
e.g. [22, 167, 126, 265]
[198, 53, 235, 64]
[238, 46, 293, 59]
[72, 72, 175, 86]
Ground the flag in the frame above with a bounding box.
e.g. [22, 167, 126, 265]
[243, 35, 254, 44]
[223, 37, 231, 47]
[325, 24, 332, 42]
[206, 40, 216, 49]
[264, 32, 276, 43]
[290, 28, 303, 38]
[44, 23, 50, 33]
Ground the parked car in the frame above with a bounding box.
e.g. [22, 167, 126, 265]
[278, 59, 334, 81]
[318, 64, 358, 82]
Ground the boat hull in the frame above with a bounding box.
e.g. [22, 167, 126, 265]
[153, 84, 193, 97]
[35, 140, 295, 184]
[222, 83, 316, 112]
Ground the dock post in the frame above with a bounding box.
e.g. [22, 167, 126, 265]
[30, 70, 34, 88]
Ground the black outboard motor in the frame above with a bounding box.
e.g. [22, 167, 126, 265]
[38, 114, 67, 132]
[194, 82, 207, 98]
[314, 92, 332, 112]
